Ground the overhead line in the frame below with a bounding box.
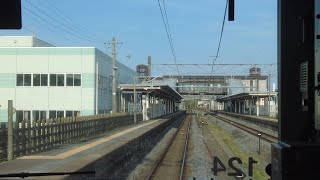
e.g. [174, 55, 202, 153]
[210, 0, 229, 75]
[25, 0, 105, 44]
[41, 0, 103, 42]
[157, 0, 180, 75]
[162, 0, 175, 56]
[24, 7, 103, 44]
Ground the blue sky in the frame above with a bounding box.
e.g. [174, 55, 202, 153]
[0, 0, 277, 73]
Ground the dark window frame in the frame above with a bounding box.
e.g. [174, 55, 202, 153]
[67, 74, 74, 86]
[41, 74, 48, 86]
[33, 74, 40, 86]
[16, 74, 23, 86]
[50, 74, 57, 86]
[57, 74, 65, 86]
[24, 74, 31, 86]
[74, 74, 81, 86]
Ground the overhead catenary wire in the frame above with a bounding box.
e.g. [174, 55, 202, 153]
[162, 0, 175, 57]
[206, 0, 229, 95]
[157, 0, 180, 75]
[210, 0, 228, 75]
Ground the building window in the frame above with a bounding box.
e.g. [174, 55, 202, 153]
[24, 74, 31, 86]
[50, 74, 57, 86]
[66, 74, 81, 86]
[49, 110, 56, 119]
[16, 74, 23, 86]
[33, 74, 40, 86]
[66, 111, 73, 117]
[16, 110, 23, 123]
[40, 111, 47, 119]
[57, 111, 64, 118]
[74, 111, 80, 116]
[32, 110, 40, 120]
[24, 111, 31, 121]
[32, 110, 47, 121]
[41, 74, 48, 86]
[67, 74, 73, 86]
[57, 74, 64, 86]
[50, 74, 64, 86]
[66, 110, 80, 117]
[74, 74, 81, 86]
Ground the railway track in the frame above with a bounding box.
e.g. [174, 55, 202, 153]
[210, 113, 278, 143]
[146, 115, 191, 180]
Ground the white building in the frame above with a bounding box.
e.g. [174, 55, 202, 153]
[0, 36, 136, 123]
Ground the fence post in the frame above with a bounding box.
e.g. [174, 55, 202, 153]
[26, 119, 31, 155]
[7, 100, 13, 161]
[0, 123, 6, 159]
[21, 120, 26, 155]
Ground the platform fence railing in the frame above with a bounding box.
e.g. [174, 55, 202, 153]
[0, 113, 143, 161]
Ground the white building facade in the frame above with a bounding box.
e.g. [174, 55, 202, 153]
[0, 36, 135, 123]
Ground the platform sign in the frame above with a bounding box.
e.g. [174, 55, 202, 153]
[0, 0, 22, 29]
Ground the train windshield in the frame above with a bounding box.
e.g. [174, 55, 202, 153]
[0, 0, 277, 179]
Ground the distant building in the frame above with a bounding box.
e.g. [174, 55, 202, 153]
[136, 64, 148, 77]
[136, 67, 270, 111]
[0, 36, 136, 123]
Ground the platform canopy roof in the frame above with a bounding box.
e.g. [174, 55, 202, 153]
[119, 84, 183, 101]
[216, 91, 277, 102]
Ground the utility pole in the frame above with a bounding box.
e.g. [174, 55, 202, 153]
[147, 56, 151, 81]
[268, 70, 271, 117]
[110, 37, 122, 113]
[133, 77, 137, 123]
[7, 100, 14, 161]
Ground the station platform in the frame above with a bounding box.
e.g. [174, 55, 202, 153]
[215, 111, 278, 132]
[0, 115, 174, 179]
[217, 110, 277, 123]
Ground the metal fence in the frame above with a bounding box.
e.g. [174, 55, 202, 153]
[0, 113, 142, 160]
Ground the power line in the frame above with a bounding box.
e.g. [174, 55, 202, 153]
[210, 0, 229, 75]
[162, 0, 175, 56]
[23, 8, 78, 45]
[24, 7, 101, 44]
[24, 0, 105, 44]
[157, 0, 180, 75]
[39, 0, 103, 42]
[205, 0, 229, 95]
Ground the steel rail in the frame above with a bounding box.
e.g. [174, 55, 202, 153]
[179, 116, 191, 180]
[146, 115, 190, 180]
[211, 114, 277, 143]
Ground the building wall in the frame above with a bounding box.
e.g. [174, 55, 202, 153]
[0, 37, 137, 123]
[95, 49, 136, 113]
[0, 47, 97, 122]
[0, 36, 54, 47]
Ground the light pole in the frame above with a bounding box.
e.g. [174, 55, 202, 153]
[257, 132, 262, 155]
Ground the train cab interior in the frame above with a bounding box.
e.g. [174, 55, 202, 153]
[1, 0, 320, 179]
